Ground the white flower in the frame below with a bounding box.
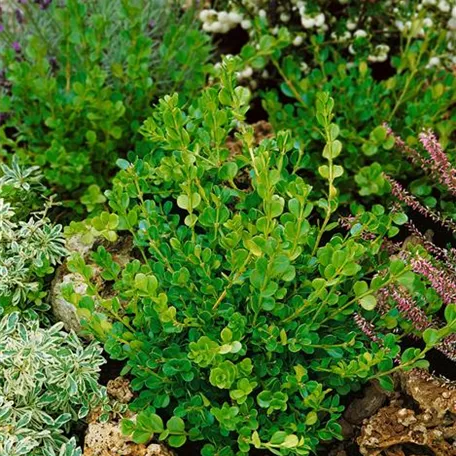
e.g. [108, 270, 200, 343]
[453, 6, 456, 18]
[427, 56, 441, 67]
[395, 20, 405, 31]
[280, 12, 291, 22]
[259, 9, 267, 19]
[241, 19, 252, 29]
[423, 17, 433, 28]
[301, 16, 315, 28]
[314, 13, 325, 27]
[293, 35, 304, 46]
[376, 44, 390, 54]
[219, 23, 230, 33]
[228, 12, 243, 23]
[354, 29, 368, 38]
[348, 44, 356, 55]
[438, 0, 450, 12]
[448, 17, 456, 30]
[199, 9, 215, 22]
[218, 11, 229, 23]
[300, 62, 309, 72]
[347, 20, 357, 31]
[242, 66, 253, 78]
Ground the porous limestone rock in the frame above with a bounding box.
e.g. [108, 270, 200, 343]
[51, 271, 87, 334]
[357, 369, 456, 456]
[84, 421, 175, 456]
[107, 377, 134, 404]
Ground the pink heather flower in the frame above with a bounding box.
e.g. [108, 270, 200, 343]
[384, 175, 456, 232]
[437, 337, 456, 361]
[389, 287, 431, 332]
[376, 288, 392, 315]
[419, 130, 456, 196]
[410, 256, 456, 305]
[387, 286, 456, 361]
[385, 125, 456, 195]
[405, 221, 447, 259]
[384, 123, 432, 171]
[353, 313, 380, 343]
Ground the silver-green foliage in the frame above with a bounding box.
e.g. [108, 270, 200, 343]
[0, 157, 66, 313]
[0, 312, 106, 456]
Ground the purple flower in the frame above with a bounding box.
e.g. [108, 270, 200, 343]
[0, 25, 4, 33]
[410, 256, 456, 305]
[389, 287, 431, 332]
[384, 174, 456, 232]
[385, 124, 456, 197]
[12, 42, 21, 53]
[353, 313, 380, 343]
[419, 129, 456, 196]
[385, 286, 456, 361]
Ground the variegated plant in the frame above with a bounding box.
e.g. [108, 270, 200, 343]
[0, 312, 107, 456]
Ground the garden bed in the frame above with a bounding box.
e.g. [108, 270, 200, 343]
[0, 1, 455, 456]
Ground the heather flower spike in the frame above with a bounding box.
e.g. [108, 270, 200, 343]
[410, 256, 456, 306]
[386, 125, 456, 196]
[354, 313, 380, 343]
[419, 129, 456, 196]
[385, 286, 456, 361]
[384, 174, 456, 232]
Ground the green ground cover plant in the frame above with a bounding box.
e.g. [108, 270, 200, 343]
[0, 0, 211, 203]
[62, 61, 456, 455]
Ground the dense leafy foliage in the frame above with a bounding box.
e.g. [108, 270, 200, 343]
[0, 0, 211, 199]
[62, 63, 456, 455]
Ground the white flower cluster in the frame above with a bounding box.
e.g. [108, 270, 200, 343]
[295, 1, 327, 31]
[393, 0, 456, 66]
[200, 0, 456, 68]
[199, 9, 246, 34]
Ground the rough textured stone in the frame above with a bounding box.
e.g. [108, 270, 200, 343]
[51, 235, 133, 335]
[51, 271, 87, 333]
[84, 421, 174, 456]
[66, 233, 96, 257]
[107, 377, 134, 404]
[357, 369, 456, 456]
